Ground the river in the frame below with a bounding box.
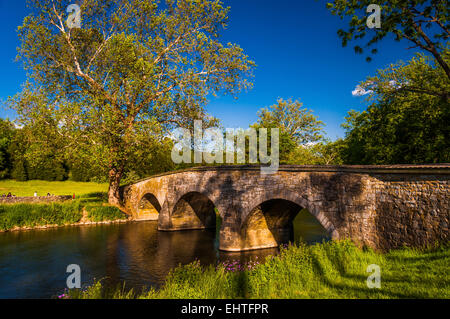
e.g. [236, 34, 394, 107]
[0, 211, 329, 298]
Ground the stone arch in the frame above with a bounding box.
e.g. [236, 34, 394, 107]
[239, 199, 302, 250]
[239, 189, 338, 250]
[170, 191, 217, 231]
[136, 193, 161, 221]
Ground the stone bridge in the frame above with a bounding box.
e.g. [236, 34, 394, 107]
[120, 165, 450, 251]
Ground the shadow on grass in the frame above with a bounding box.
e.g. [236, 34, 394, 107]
[79, 192, 108, 205]
[309, 245, 448, 299]
[80, 192, 108, 200]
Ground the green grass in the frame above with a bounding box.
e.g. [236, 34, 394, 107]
[0, 180, 126, 230]
[0, 201, 83, 231]
[86, 205, 127, 222]
[0, 180, 108, 197]
[64, 240, 450, 299]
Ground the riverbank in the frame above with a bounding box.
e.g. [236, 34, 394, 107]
[0, 193, 129, 232]
[0, 206, 130, 233]
[2, 218, 130, 233]
[63, 240, 449, 299]
[0, 180, 133, 232]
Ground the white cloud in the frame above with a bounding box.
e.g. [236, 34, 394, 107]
[13, 122, 23, 129]
[352, 85, 373, 97]
[388, 80, 406, 89]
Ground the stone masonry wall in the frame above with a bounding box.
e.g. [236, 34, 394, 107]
[0, 195, 73, 204]
[370, 174, 449, 250]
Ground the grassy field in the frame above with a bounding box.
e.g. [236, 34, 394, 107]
[0, 180, 108, 197]
[64, 240, 450, 299]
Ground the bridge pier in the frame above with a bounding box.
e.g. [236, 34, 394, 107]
[159, 191, 216, 231]
[219, 209, 243, 251]
[219, 199, 300, 251]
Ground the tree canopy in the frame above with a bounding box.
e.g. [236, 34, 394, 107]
[13, 0, 255, 204]
[341, 50, 450, 164]
[254, 98, 324, 145]
[252, 98, 327, 164]
[326, 0, 450, 80]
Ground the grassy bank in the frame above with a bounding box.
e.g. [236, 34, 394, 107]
[64, 240, 449, 299]
[0, 201, 83, 231]
[0, 180, 108, 197]
[0, 189, 127, 231]
[85, 205, 126, 222]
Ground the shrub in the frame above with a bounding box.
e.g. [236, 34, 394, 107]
[11, 160, 28, 181]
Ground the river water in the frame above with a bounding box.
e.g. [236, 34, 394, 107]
[0, 212, 329, 298]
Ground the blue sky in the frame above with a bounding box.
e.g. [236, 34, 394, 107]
[0, 0, 417, 139]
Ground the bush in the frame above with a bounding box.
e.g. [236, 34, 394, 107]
[27, 159, 68, 181]
[11, 160, 28, 181]
[69, 160, 107, 182]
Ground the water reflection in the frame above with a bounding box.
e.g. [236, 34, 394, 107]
[0, 210, 329, 298]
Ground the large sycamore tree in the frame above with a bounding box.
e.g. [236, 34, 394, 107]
[251, 98, 325, 164]
[13, 0, 254, 205]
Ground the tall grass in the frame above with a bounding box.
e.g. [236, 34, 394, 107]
[0, 191, 128, 231]
[86, 205, 126, 222]
[0, 201, 83, 231]
[64, 240, 450, 299]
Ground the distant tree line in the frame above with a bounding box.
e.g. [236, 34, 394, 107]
[0, 119, 177, 182]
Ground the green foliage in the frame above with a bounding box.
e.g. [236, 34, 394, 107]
[65, 240, 450, 299]
[86, 205, 126, 222]
[8, 127, 28, 181]
[252, 98, 329, 164]
[0, 119, 15, 179]
[254, 98, 324, 145]
[341, 52, 450, 164]
[13, 0, 255, 203]
[326, 0, 450, 79]
[10, 160, 28, 181]
[64, 281, 136, 299]
[146, 261, 242, 299]
[125, 137, 176, 179]
[0, 201, 82, 231]
[118, 171, 141, 186]
[285, 140, 345, 165]
[69, 157, 107, 182]
[5, 123, 70, 181]
[26, 158, 68, 181]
